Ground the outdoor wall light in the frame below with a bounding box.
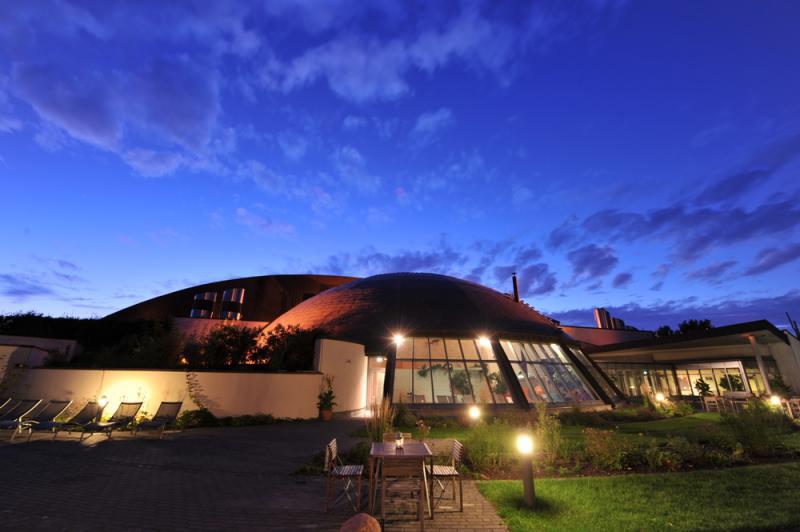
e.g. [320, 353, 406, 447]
[478, 336, 491, 347]
[98, 395, 109, 408]
[516, 434, 535, 508]
[655, 392, 666, 403]
[770, 395, 781, 407]
[392, 334, 405, 346]
[468, 405, 481, 421]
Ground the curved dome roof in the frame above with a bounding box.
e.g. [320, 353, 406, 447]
[266, 273, 567, 352]
[105, 274, 356, 322]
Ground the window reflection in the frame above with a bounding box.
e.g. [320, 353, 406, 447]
[394, 336, 510, 405]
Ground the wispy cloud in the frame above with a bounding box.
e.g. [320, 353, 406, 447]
[410, 108, 453, 145]
[235, 207, 294, 236]
[745, 243, 800, 276]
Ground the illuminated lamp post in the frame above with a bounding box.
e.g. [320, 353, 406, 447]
[516, 433, 535, 508]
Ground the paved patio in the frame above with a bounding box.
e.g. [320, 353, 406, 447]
[0, 421, 506, 531]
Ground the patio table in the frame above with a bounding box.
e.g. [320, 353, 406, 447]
[367, 441, 434, 519]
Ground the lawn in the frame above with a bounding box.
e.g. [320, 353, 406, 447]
[478, 462, 800, 531]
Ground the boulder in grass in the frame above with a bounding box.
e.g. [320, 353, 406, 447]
[339, 513, 380, 532]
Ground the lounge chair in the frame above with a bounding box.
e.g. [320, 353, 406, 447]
[9, 400, 71, 441]
[0, 398, 12, 416]
[133, 401, 182, 439]
[0, 399, 42, 431]
[79, 402, 142, 440]
[50, 402, 104, 439]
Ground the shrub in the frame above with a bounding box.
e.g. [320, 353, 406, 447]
[534, 403, 563, 467]
[670, 400, 695, 417]
[365, 401, 396, 442]
[175, 409, 279, 429]
[643, 439, 682, 471]
[721, 399, 793, 457]
[582, 428, 632, 471]
[464, 420, 514, 474]
[176, 409, 219, 429]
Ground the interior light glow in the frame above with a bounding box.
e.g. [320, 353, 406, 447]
[516, 434, 534, 455]
[478, 336, 491, 347]
[392, 334, 405, 346]
[655, 392, 665, 402]
[98, 395, 109, 408]
[376, 356, 385, 363]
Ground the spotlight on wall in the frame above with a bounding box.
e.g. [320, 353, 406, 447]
[770, 395, 781, 407]
[478, 336, 491, 347]
[392, 334, 405, 346]
[655, 392, 666, 403]
[468, 405, 481, 421]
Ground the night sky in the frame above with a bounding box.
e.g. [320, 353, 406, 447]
[1, 1, 799, 330]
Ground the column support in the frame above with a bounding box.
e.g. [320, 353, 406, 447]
[748, 335, 772, 395]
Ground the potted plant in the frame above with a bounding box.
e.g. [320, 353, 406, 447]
[317, 374, 337, 421]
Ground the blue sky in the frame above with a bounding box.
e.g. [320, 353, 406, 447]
[1, 0, 800, 330]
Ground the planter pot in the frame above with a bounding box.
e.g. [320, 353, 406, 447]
[320, 409, 333, 421]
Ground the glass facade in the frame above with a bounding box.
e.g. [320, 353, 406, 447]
[598, 360, 762, 397]
[189, 291, 217, 319]
[499, 340, 599, 404]
[393, 337, 513, 405]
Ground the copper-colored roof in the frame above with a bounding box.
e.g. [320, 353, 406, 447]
[266, 273, 566, 352]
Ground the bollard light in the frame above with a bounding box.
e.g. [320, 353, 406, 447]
[468, 405, 481, 421]
[516, 433, 535, 508]
[770, 395, 781, 407]
[516, 434, 534, 455]
[655, 392, 666, 403]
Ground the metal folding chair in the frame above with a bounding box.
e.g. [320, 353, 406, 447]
[324, 438, 364, 512]
[427, 440, 463, 512]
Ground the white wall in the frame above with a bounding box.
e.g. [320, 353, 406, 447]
[5, 368, 323, 420]
[316, 339, 368, 413]
[1, 337, 371, 420]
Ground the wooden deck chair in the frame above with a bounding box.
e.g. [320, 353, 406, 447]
[380, 456, 426, 528]
[324, 438, 364, 512]
[427, 440, 463, 512]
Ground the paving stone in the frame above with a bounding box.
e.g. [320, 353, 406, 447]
[1, 422, 506, 531]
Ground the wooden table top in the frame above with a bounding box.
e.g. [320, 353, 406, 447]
[370, 441, 432, 458]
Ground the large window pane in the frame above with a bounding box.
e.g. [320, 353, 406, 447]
[524, 364, 553, 402]
[500, 340, 522, 361]
[412, 361, 433, 403]
[477, 340, 495, 360]
[485, 363, 513, 403]
[445, 339, 462, 361]
[393, 359, 413, 404]
[448, 362, 474, 403]
[511, 363, 539, 403]
[413, 337, 429, 360]
[397, 338, 412, 358]
[431, 362, 454, 403]
[461, 339, 481, 360]
[677, 371, 692, 396]
[465, 361, 493, 403]
[429, 338, 446, 358]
